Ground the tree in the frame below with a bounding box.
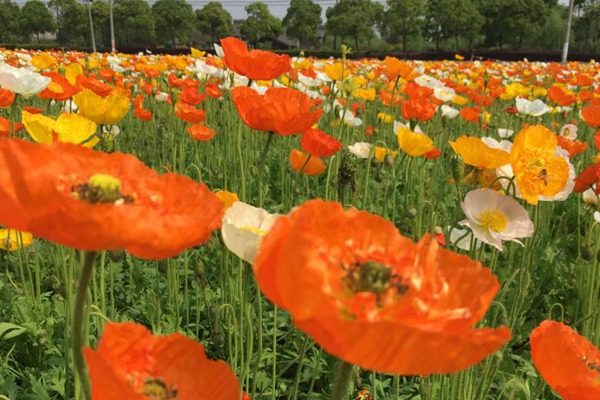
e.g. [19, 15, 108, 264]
[426, 0, 484, 50]
[19, 0, 55, 42]
[195, 2, 232, 43]
[240, 2, 283, 47]
[152, 0, 194, 46]
[282, 0, 322, 48]
[325, 0, 383, 51]
[479, 0, 549, 49]
[91, 0, 110, 48]
[48, 0, 87, 45]
[573, 2, 600, 53]
[113, 0, 154, 47]
[382, 0, 426, 51]
[0, 0, 21, 42]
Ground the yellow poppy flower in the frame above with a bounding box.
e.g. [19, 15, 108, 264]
[0, 229, 33, 251]
[510, 125, 570, 205]
[31, 53, 58, 70]
[325, 62, 345, 81]
[500, 82, 530, 100]
[65, 63, 84, 85]
[354, 88, 376, 101]
[374, 146, 398, 162]
[190, 47, 206, 58]
[377, 112, 393, 123]
[397, 127, 434, 157]
[451, 95, 469, 105]
[21, 111, 98, 147]
[73, 88, 130, 125]
[449, 137, 510, 169]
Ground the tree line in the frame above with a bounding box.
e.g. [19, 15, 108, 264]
[0, 0, 598, 53]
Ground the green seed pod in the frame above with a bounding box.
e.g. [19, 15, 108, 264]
[450, 155, 464, 184]
[582, 247, 594, 261]
[194, 260, 205, 279]
[211, 330, 225, 347]
[406, 208, 418, 219]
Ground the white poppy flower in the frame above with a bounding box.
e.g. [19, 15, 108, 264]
[497, 128, 514, 138]
[214, 43, 224, 58]
[583, 187, 599, 206]
[515, 97, 550, 117]
[0, 63, 51, 98]
[348, 142, 372, 159]
[448, 226, 482, 251]
[460, 188, 534, 251]
[415, 74, 444, 89]
[155, 92, 170, 102]
[221, 202, 280, 264]
[340, 109, 362, 127]
[559, 124, 578, 140]
[595, 211, 600, 223]
[393, 120, 423, 134]
[433, 86, 455, 102]
[441, 105, 459, 119]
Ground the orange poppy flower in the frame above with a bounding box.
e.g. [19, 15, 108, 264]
[449, 137, 510, 169]
[404, 82, 432, 99]
[221, 36, 291, 81]
[0, 117, 23, 137]
[0, 88, 15, 107]
[574, 164, 600, 194]
[401, 97, 436, 122]
[0, 138, 223, 259]
[187, 124, 216, 141]
[254, 199, 510, 375]
[168, 72, 185, 88]
[300, 128, 342, 157]
[133, 94, 152, 122]
[231, 86, 322, 136]
[175, 102, 206, 124]
[510, 125, 570, 205]
[24, 106, 43, 114]
[530, 320, 600, 400]
[582, 104, 600, 128]
[289, 149, 326, 176]
[548, 86, 576, 107]
[76, 74, 113, 98]
[460, 106, 481, 124]
[556, 135, 588, 157]
[180, 85, 206, 106]
[383, 57, 418, 81]
[84, 322, 240, 400]
[204, 83, 222, 99]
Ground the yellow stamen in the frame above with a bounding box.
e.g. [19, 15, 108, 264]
[477, 210, 508, 232]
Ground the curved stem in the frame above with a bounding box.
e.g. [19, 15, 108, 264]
[331, 360, 354, 400]
[73, 251, 97, 400]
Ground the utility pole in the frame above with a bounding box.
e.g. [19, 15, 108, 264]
[109, 0, 115, 52]
[87, 0, 97, 52]
[561, 0, 575, 63]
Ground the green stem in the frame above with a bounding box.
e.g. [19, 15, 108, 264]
[73, 251, 97, 400]
[257, 132, 275, 207]
[331, 360, 354, 400]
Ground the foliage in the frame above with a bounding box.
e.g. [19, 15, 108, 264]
[426, 0, 484, 50]
[282, 0, 322, 49]
[195, 2, 233, 44]
[240, 2, 283, 47]
[152, 0, 194, 46]
[47, 0, 87, 46]
[0, 0, 21, 43]
[479, 0, 550, 49]
[113, 0, 155, 47]
[325, 0, 384, 51]
[19, 0, 55, 42]
[382, 0, 427, 51]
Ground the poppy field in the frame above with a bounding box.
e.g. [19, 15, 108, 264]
[0, 39, 599, 400]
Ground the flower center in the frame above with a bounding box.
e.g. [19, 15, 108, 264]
[141, 377, 178, 400]
[240, 225, 268, 236]
[477, 209, 508, 232]
[342, 260, 408, 306]
[48, 82, 64, 93]
[71, 174, 134, 204]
